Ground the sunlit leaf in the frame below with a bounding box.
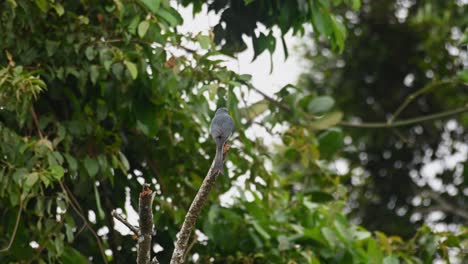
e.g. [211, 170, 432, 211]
[124, 60, 138, 79]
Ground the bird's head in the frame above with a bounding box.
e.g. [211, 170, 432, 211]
[215, 107, 229, 115]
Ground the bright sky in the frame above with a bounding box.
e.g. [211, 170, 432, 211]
[176, 4, 304, 100]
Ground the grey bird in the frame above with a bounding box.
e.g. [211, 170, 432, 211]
[210, 107, 235, 172]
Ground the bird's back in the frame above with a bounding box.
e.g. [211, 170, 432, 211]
[210, 112, 234, 139]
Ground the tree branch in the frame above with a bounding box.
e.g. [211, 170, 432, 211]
[339, 106, 468, 128]
[247, 82, 468, 129]
[423, 191, 468, 221]
[246, 83, 292, 112]
[170, 151, 226, 264]
[30, 107, 44, 139]
[59, 181, 108, 263]
[0, 197, 23, 252]
[137, 184, 156, 264]
[387, 80, 454, 124]
[111, 210, 140, 235]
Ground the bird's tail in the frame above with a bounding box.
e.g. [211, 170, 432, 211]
[214, 143, 224, 173]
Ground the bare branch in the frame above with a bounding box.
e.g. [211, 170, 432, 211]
[387, 80, 454, 124]
[59, 181, 108, 264]
[30, 107, 44, 139]
[170, 157, 223, 264]
[247, 82, 468, 129]
[246, 83, 292, 112]
[423, 191, 468, 221]
[183, 233, 198, 262]
[0, 197, 23, 252]
[339, 106, 468, 128]
[137, 184, 156, 264]
[111, 210, 140, 235]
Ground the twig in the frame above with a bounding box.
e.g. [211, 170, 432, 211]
[111, 210, 140, 235]
[59, 181, 108, 263]
[0, 197, 23, 252]
[246, 82, 468, 129]
[246, 83, 292, 112]
[388, 80, 453, 124]
[339, 106, 468, 128]
[183, 234, 198, 262]
[137, 184, 156, 264]
[151, 256, 160, 264]
[423, 191, 468, 221]
[30, 107, 44, 139]
[170, 158, 223, 264]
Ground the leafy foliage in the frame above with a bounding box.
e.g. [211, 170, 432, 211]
[296, 0, 468, 238]
[0, 0, 466, 263]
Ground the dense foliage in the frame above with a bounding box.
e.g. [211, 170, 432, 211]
[0, 0, 466, 263]
[296, 0, 468, 238]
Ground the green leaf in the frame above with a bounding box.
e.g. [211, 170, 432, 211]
[157, 7, 183, 27]
[84, 156, 99, 177]
[65, 223, 74, 243]
[281, 34, 289, 59]
[49, 165, 64, 180]
[457, 69, 468, 82]
[54, 234, 65, 256]
[196, 35, 211, 49]
[383, 256, 400, 264]
[307, 191, 334, 203]
[54, 3, 65, 16]
[61, 247, 89, 264]
[128, 16, 140, 35]
[85, 47, 95, 61]
[46, 40, 60, 56]
[331, 16, 347, 52]
[25, 172, 39, 187]
[351, 0, 361, 11]
[94, 185, 105, 220]
[310, 111, 343, 130]
[64, 154, 78, 171]
[6, 0, 17, 8]
[251, 220, 271, 240]
[321, 227, 338, 248]
[138, 20, 150, 38]
[112, 62, 124, 79]
[318, 128, 344, 158]
[239, 99, 269, 120]
[238, 74, 252, 81]
[310, 0, 333, 36]
[308, 96, 335, 114]
[277, 235, 290, 251]
[139, 0, 161, 14]
[90, 65, 99, 85]
[35, 0, 48, 12]
[252, 33, 269, 61]
[368, 238, 384, 263]
[118, 152, 130, 172]
[266, 33, 276, 53]
[12, 168, 28, 184]
[334, 218, 353, 243]
[124, 60, 138, 79]
[103, 60, 113, 72]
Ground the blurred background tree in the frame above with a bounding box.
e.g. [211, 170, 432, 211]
[296, 0, 468, 238]
[0, 0, 467, 263]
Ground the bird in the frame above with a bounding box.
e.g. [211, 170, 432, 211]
[210, 107, 235, 173]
